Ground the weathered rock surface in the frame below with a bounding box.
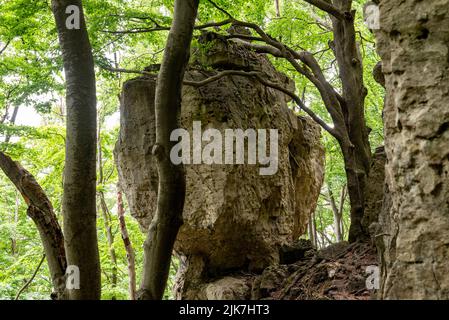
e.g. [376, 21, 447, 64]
[362, 146, 386, 237]
[375, 0, 449, 299]
[115, 36, 325, 299]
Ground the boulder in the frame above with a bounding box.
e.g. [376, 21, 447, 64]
[115, 36, 325, 299]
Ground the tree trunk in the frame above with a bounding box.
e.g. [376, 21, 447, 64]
[4, 105, 19, 143]
[331, 0, 371, 243]
[51, 0, 100, 299]
[0, 151, 67, 299]
[117, 189, 136, 300]
[308, 212, 317, 248]
[375, 0, 449, 299]
[274, 0, 281, 17]
[137, 0, 199, 300]
[328, 186, 343, 242]
[10, 190, 19, 255]
[97, 128, 117, 297]
[338, 184, 346, 239]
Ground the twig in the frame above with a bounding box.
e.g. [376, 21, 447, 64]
[0, 39, 11, 55]
[15, 254, 46, 300]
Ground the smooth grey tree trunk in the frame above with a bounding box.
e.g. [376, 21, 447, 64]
[51, 0, 100, 299]
[137, 0, 199, 300]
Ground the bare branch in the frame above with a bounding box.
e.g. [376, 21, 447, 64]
[102, 19, 233, 35]
[302, 0, 346, 20]
[0, 39, 11, 55]
[184, 70, 337, 137]
[206, 0, 234, 19]
[15, 254, 46, 300]
[99, 64, 155, 77]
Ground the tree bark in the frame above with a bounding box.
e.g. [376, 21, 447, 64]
[330, 0, 371, 243]
[328, 186, 343, 242]
[117, 189, 136, 300]
[137, 0, 199, 300]
[0, 152, 67, 299]
[4, 105, 19, 143]
[274, 0, 280, 17]
[51, 0, 100, 299]
[308, 212, 317, 248]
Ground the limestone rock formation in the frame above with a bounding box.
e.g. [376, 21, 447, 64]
[115, 36, 325, 299]
[375, 0, 449, 299]
[362, 146, 386, 236]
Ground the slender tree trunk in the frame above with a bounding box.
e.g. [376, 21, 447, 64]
[137, 0, 199, 300]
[338, 184, 346, 239]
[328, 186, 343, 242]
[97, 129, 118, 297]
[330, 0, 371, 243]
[274, 0, 281, 17]
[10, 190, 19, 255]
[51, 0, 100, 299]
[4, 105, 19, 143]
[0, 152, 67, 299]
[308, 212, 317, 248]
[117, 189, 136, 300]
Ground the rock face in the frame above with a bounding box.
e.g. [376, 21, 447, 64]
[115, 36, 325, 299]
[362, 146, 386, 236]
[375, 0, 449, 299]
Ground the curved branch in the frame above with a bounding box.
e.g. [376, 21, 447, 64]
[302, 0, 345, 20]
[184, 70, 338, 137]
[15, 254, 46, 300]
[0, 151, 67, 299]
[102, 19, 232, 35]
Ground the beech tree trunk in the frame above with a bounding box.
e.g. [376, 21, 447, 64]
[375, 0, 449, 299]
[51, 0, 100, 299]
[97, 128, 118, 297]
[137, 0, 199, 300]
[0, 152, 67, 299]
[330, 0, 371, 243]
[328, 185, 345, 242]
[117, 189, 136, 300]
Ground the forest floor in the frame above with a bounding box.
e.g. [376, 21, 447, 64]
[254, 241, 378, 300]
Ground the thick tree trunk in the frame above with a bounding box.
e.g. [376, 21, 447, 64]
[137, 0, 199, 300]
[51, 0, 100, 299]
[375, 0, 449, 299]
[117, 189, 136, 300]
[0, 152, 67, 299]
[331, 0, 371, 243]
